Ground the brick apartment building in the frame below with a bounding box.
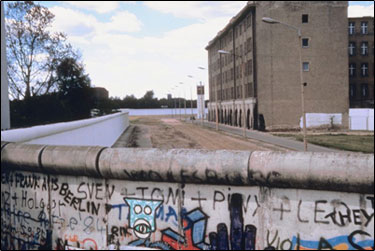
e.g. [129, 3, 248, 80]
[348, 16, 374, 108]
[206, 1, 349, 130]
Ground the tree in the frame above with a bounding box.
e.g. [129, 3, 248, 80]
[56, 57, 92, 119]
[5, 1, 77, 100]
[56, 57, 91, 95]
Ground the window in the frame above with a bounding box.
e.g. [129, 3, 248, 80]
[247, 15, 252, 28]
[349, 63, 356, 77]
[248, 60, 253, 76]
[361, 63, 369, 77]
[349, 42, 356, 56]
[361, 42, 369, 56]
[361, 84, 369, 98]
[349, 22, 355, 35]
[303, 62, 309, 72]
[361, 21, 368, 34]
[302, 14, 308, 23]
[349, 84, 356, 99]
[302, 38, 309, 48]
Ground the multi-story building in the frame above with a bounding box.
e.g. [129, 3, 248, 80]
[91, 87, 109, 101]
[348, 16, 374, 108]
[206, 1, 349, 130]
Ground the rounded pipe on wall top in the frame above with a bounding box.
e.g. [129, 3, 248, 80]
[1, 142, 374, 193]
[40, 145, 107, 177]
[249, 151, 374, 194]
[1, 142, 46, 173]
[98, 148, 251, 186]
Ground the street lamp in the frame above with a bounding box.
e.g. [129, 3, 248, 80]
[218, 50, 247, 138]
[169, 88, 175, 118]
[187, 75, 195, 118]
[179, 82, 186, 120]
[175, 85, 179, 119]
[262, 17, 307, 151]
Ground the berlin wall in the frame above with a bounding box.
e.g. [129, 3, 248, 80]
[1, 144, 374, 250]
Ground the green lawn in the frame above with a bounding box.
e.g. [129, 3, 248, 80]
[273, 134, 374, 153]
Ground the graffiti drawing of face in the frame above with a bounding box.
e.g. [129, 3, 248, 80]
[124, 198, 162, 239]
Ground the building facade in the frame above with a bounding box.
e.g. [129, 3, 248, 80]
[348, 17, 374, 108]
[206, 1, 349, 130]
[91, 87, 109, 101]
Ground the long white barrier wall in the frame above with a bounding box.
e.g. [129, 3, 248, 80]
[350, 109, 374, 131]
[0, 111, 129, 147]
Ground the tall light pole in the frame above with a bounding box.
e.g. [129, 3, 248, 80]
[218, 50, 246, 138]
[262, 17, 307, 151]
[179, 82, 186, 120]
[187, 75, 195, 118]
[169, 88, 174, 118]
[174, 85, 179, 119]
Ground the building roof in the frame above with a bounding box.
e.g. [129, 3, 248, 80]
[205, 1, 350, 50]
[205, 1, 255, 50]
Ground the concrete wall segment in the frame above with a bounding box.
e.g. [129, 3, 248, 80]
[98, 148, 251, 186]
[0, 111, 129, 147]
[1, 143, 374, 194]
[40, 145, 106, 177]
[249, 151, 374, 194]
[1, 143, 46, 173]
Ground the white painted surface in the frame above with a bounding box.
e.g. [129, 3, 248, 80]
[197, 95, 206, 119]
[0, 111, 129, 146]
[349, 109, 374, 131]
[300, 113, 342, 128]
[1, 2, 10, 130]
[121, 108, 208, 116]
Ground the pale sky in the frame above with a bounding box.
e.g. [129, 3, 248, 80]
[28, 1, 375, 100]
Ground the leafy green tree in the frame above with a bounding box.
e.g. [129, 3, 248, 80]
[5, 1, 77, 99]
[55, 57, 92, 119]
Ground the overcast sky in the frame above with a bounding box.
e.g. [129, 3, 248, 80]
[29, 1, 375, 100]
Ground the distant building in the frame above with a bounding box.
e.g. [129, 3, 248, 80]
[168, 94, 172, 100]
[348, 16, 374, 108]
[206, 1, 349, 130]
[91, 87, 109, 101]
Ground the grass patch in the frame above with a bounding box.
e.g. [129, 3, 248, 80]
[274, 134, 374, 153]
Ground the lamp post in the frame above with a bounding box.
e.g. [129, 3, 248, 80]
[174, 85, 179, 119]
[262, 17, 307, 151]
[179, 82, 186, 120]
[218, 50, 246, 138]
[187, 75, 195, 118]
[169, 88, 174, 118]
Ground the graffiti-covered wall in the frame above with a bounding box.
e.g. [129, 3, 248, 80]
[1, 144, 374, 250]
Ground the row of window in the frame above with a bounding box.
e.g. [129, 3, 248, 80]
[210, 38, 253, 72]
[349, 63, 371, 77]
[350, 84, 370, 99]
[214, 83, 254, 101]
[348, 42, 372, 56]
[348, 21, 371, 35]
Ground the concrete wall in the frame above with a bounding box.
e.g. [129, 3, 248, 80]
[1, 144, 373, 250]
[350, 109, 374, 131]
[1, 1, 10, 130]
[0, 111, 129, 147]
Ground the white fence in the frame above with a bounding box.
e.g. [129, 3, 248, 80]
[300, 113, 342, 128]
[349, 109, 374, 131]
[0, 111, 129, 146]
[122, 108, 208, 116]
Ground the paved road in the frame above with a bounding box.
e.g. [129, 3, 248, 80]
[197, 120, 339, 152]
